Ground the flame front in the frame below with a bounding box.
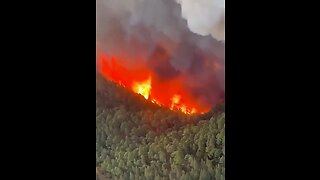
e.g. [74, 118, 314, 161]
[132, 76, 151, 99]
[98, 53, 210, 114]
[170, 94, 197, 114]
[171, 94, 181, 109]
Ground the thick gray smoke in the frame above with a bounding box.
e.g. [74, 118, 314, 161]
[176, 0, 225, 41]
[96, 0, 225, 108]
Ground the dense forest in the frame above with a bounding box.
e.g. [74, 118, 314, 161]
[96, 75, 225, 180]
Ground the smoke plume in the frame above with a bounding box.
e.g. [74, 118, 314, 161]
[176, 0, 225, 41]
[96, 0, 225, 110]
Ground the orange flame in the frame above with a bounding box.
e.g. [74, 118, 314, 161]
[170, 94, 197, 114]
[98, 53, 210, 114]
[132, 76, 152, 99]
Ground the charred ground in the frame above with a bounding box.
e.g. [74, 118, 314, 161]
[96, 74, 225, 179]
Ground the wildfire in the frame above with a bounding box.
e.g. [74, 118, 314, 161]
[132, 76, 152, 99]
[98, 53, 210, 114]
[170, 94, 197, 114]
[171, 94, 181, 107]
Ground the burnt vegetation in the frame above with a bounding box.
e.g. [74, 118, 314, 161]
[96, 75, 225, 180]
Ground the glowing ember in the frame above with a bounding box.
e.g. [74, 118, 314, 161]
[132, 76, 152, 99]
[151, 98, 161, 106]
[98, 53, 211, 114]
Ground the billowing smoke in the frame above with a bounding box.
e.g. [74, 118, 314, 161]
[176, 0, 225, 41]
[96, 0, 225, 110]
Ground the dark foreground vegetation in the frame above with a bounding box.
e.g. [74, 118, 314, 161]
[96, 75, 225, 180]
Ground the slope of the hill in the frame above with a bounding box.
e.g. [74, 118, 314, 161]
[96, 75, 225, 180]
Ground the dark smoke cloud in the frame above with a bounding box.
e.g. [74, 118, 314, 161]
[96, 0, 225, 108]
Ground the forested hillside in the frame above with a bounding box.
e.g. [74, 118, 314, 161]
[96, 75, 225, 180]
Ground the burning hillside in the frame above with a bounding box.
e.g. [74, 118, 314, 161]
[96, 0, 225, 114]
[96, 0, 225, 179]
[98, 54, 213, 114]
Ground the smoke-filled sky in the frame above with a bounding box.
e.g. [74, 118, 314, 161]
[96, 0, 225, 109]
